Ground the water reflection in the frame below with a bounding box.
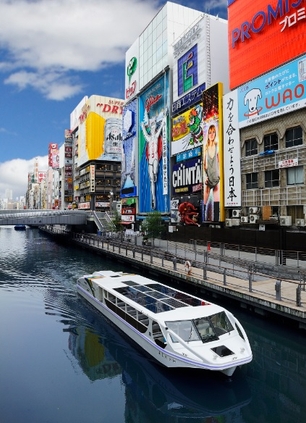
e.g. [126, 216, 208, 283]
[239, 317, 306, 423]
[1, 228, 306, 423]
[68, 301, 251, 422]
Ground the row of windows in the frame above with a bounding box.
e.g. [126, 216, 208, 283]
[246, 166, 304, 189]
[245, 126, 303, 156]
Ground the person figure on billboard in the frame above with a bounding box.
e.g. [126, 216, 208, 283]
[141, 109, 167, 209]
[203, 124, 220, 221]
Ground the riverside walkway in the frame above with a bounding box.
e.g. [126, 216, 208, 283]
[57, 230, 306, 331]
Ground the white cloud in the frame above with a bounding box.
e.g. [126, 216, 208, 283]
[0, 156, 48, 199]
[0, 0, 160, 100]
[201, 0, 228, 12]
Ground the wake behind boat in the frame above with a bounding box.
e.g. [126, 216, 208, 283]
[77, 270, 252, 377]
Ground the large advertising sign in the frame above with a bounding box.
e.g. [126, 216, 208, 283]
[202, 83, 224, 222]
[228, 0, 306, 89]
[121, 99, 138, 198]
[125, 39, 139, 102]
[223, 90, 242, 207]
[171, 102, 204, 157]
[78, 95, 124, 167]
[48, 143, 59, 169]
[172, 156, 203, 196]
[172, 16, 208, 115]
[138, 73, 170, 213]
[238, 54, 306, 128]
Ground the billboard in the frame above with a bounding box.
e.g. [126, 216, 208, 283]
[48, 143, 59, 169]
[138, 73, 170, 213]
[171, 103, 204, 157]
[125, 39, 139, 102]
[121, 99, 138, 198]
[202, 83, 224, 222]
[228, 0, 306, 89]
[172, 16, 208, 112]
[238, 54, 306, 128]
[223, 90, 241, 207]
[172, 156, 203, 196]
[78, 95, 124, 167]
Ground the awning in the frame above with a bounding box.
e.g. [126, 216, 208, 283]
[120, 221, 132, 225]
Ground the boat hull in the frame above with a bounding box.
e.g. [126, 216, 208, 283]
[77, 285, 247, 376]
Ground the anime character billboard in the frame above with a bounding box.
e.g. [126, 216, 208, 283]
[202, 83, 224, 222]
[138, 73, 170, 213]
[171, 103, 204, 156]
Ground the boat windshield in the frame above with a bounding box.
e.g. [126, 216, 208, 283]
[166, 311, 234, 344]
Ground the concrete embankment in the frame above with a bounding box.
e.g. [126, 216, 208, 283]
[41, 227, 306, 331]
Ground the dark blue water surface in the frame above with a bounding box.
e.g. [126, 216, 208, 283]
[0, 227, 306, 423]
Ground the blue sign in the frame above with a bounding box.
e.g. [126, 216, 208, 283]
[238, 54, 306, 128]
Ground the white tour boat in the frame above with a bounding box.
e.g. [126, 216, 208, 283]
[77, 270, 253, 377]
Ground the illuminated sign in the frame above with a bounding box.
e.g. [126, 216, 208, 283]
[228, 0, 306, 88]
[121, 100, 138, 198]
[171, 103, 203, 156]
[138, 73, 170, 213]
[172, 157, 202, 194]
[202, 83, 224, 222]
[231, 0, 305, 48]
[223, 90, 241, 207]
[238, 54, 306, 127]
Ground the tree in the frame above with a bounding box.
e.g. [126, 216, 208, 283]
[142, 211, 164, 244]
[112, 210, 123, 233]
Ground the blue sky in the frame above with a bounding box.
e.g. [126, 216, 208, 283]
[0, 0, 227, 199]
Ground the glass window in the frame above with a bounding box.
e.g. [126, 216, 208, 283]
[246, 173, 258, 189]
[285, 126, 303, 147]
[166, 320, 200, 343]
[265, 169, 279, 187]
[264, 132, 278, 151]
[287, 166, 304, 185]
[245, 138, 258, 156]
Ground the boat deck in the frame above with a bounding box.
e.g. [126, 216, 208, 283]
[87, 272, 210, 314]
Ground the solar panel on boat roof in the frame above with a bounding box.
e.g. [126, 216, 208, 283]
[114, 280, 203, 313]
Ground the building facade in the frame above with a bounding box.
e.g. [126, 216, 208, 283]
[123, 1, 229, 229]
[225, 0, 306, 229]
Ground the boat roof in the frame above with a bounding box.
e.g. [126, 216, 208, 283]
[82, 270, 225, 320]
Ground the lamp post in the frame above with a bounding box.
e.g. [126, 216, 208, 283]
[109, 191, 113, 213]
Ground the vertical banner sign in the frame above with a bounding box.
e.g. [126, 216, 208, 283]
[89, 165, 95, 193]
[121, 99, 138, 198]
[138, 73, 170, 213]
[223, 90, 241, 207]
[202, 83, 224, 222]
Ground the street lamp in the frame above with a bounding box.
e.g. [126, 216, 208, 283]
[109, 191, 113, 212]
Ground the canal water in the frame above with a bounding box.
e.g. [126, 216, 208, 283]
[0, 227, 305, 423]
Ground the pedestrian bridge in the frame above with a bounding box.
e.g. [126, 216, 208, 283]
[0, 209, 116, 232]
[0, 209, 89, 227]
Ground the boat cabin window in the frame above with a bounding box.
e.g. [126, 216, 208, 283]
[165, 320, 200, 343]
[166, 312, 234, 344]
[194, 312, 234, 342]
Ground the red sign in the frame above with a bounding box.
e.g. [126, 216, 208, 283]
[228, 0, 306, 88]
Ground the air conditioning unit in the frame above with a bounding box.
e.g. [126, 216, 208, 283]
[295, 219, 305, 227]
[241, 216, 249, 223]
[232, 209, 241, 218]
[280, 216, 292, 226]
[231, 218, 241, 226]
[249, 214, 259, 223]
[225, 218, 232, 227]
[249, 207, 259, 214]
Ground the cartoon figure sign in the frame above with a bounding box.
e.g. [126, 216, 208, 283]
[138, 74, 170, 213]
